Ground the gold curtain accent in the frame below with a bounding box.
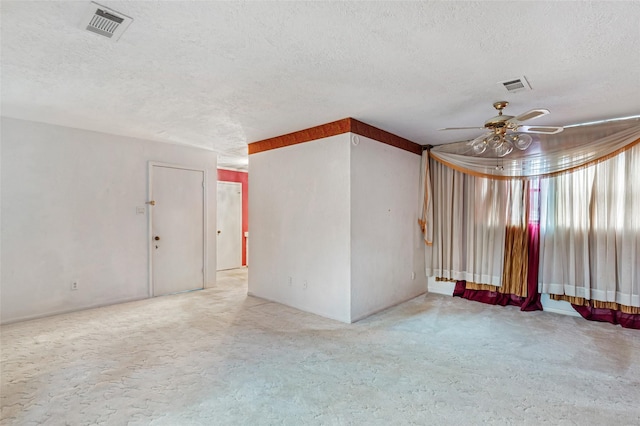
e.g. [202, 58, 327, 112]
[499, 179, 529, 297]
[550, 295, 640, 314]
[418, 149, 433, 245]
[448, 280, 516, 294]
[465, 282, 499, 291]
[434, 277, 499, 291]
[500, 225, 529, 297]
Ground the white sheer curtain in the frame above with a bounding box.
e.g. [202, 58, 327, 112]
[539, 144, 640, 307]
[425, 159, 513, 286]
[538, 170, 593, 297]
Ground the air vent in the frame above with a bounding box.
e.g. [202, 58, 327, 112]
[499, 76, 532, 93]
[80, 2, 132, 41]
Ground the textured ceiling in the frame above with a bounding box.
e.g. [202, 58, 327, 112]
[2, 1, 639, 169]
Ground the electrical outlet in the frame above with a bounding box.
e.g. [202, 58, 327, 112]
[288, 276, 292, 286]
[71, 281, 79, 291]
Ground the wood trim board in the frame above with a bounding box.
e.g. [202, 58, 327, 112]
[248, 118, 423, 156]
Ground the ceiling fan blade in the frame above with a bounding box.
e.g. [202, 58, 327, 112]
[438, 126, 486, 131]
[519, 125, 564, 134]
[509, 109, 549, 123]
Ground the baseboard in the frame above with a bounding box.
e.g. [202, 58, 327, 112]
[1, 295, 149, 325]
[246, 292, 350, 324]
[350, 290, 427, 323]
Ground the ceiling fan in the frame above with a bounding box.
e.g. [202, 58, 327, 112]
[439, 101, 564, 156]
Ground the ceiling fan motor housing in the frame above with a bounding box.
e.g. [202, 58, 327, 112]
[485, 101, 513, 129]
[485, 115, 514, 129]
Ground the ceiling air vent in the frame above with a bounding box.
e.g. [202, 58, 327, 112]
[80, 2, 132, 41]
[499, 76, 532, 93]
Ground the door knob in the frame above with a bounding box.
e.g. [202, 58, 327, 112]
[155, 236, 160, 241]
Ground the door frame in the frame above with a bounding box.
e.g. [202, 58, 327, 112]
[147, 161, 209, 297]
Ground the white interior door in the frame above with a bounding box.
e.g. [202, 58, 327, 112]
[151, 165, 204, 296]
[217, 181, 242, 270]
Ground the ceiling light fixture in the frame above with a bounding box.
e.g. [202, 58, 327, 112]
[440, 101, 563, 157]
[468, 128, 533, 157]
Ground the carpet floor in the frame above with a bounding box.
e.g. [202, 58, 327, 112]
[1, 268, 639, 425]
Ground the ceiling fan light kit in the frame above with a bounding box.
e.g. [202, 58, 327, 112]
[442, 101, 564, 157]
[510, 133, 533, 150]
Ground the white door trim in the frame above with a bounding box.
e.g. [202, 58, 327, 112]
[147, 161, 208, 297]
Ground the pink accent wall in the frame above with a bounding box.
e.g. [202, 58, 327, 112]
[217, 169, 249, 266]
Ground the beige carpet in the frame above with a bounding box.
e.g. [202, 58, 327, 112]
[2, 268, 639, 425]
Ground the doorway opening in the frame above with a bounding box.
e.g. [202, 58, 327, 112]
[217, 181, 243, 270]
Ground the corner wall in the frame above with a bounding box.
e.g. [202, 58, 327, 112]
[350, 135, 426, 321]
[248, 119, 426, 323]
[1, 117, 217, 323]
[248, 134, 352, 322]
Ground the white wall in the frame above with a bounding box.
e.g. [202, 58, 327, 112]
[350, 135, 426, 321]
[539, 294, 581, 317]
[248, 134, 352, 322]
[1, 118, 217, 323]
